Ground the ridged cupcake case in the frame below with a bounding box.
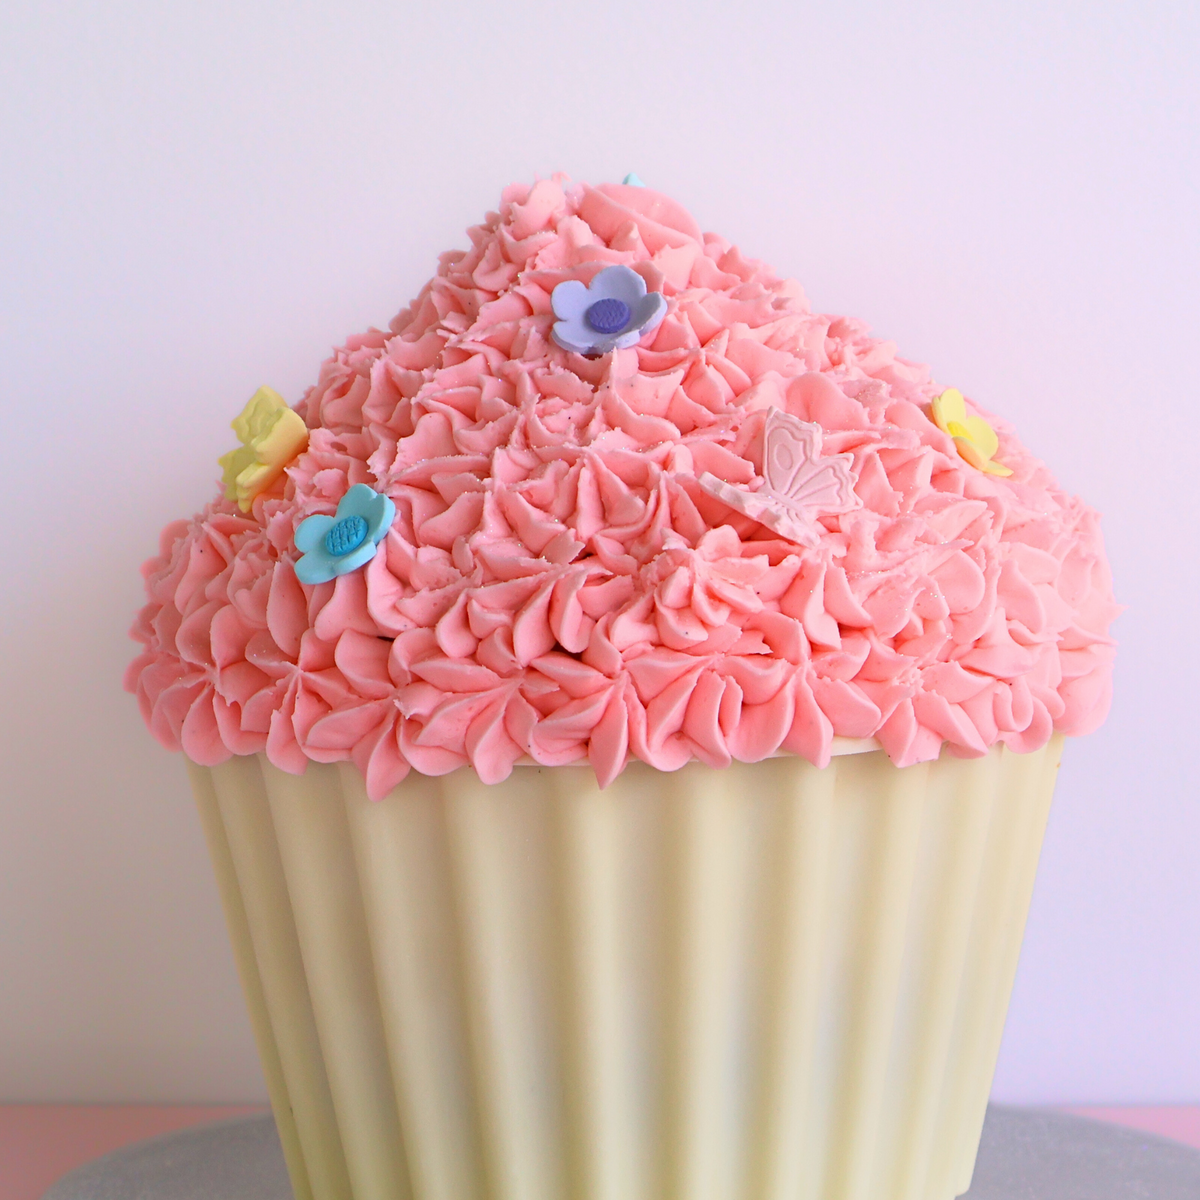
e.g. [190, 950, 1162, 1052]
[190, 736, 1061, 1200]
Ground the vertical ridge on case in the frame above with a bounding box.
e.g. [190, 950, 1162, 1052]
[188, 762, 316, 1200]
[661, 764, 756, 1200]
[945, 737, 1061, 1198]
[551, 766, 640, 1200]
[744, 755, 838, 1200]
[262, 761, 412, 1200]
[442, 768, 569, 1200]
[867, 750, 1005, 1200]
[822, 755, 931, 1200]
[208, 755, 353, 1200]
[611, 763, 678, 1200]
[339, 763, 488, 1200]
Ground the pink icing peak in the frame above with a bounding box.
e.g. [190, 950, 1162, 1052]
[127, 177, 1119, 797]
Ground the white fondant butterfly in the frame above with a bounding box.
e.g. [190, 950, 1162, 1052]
[698, 408, 860, 546]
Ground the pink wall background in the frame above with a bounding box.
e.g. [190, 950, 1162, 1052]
[0, 0, 1196, 1105]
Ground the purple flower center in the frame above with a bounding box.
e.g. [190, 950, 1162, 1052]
[585, 297, 631, 335]
[325, 514, 368, 557]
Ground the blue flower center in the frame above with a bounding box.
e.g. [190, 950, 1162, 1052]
[585, 297, 631, 335]
[324, 514, 369, 557]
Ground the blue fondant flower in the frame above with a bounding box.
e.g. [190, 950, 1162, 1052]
[293, 484, 395, 585]
[551, 264, 668, 356]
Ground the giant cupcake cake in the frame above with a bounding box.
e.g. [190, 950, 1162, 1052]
[126, 176, 1118, 1200]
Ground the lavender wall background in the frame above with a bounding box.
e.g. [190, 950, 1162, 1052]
[1, 0, 1196, 1104]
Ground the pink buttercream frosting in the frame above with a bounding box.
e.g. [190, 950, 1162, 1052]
[126, 177, 1118, 798]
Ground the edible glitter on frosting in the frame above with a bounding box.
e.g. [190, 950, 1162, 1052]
[218, 386, 310, 511]
[294, 483, 394, 585]
[126, 176, 1118, 797]
[551, 264, 668, 355]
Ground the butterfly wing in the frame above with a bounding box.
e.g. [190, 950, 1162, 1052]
[777, 456, 859, 516]
[763, 409, 858, 517]
[762, 410, 822, 496]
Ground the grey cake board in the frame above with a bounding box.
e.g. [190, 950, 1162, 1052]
[42, 1104, 1200, 1200]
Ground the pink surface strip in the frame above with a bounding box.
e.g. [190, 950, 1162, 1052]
[0, 1104, 266, 1200]
[1060, 1105, 1200, 1151]
[1, 1104, 1198, 1200]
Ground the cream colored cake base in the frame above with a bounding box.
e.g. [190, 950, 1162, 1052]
[189, 736, 1062, 1200]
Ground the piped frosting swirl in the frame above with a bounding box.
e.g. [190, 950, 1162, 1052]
[126, 176, 1118, 798]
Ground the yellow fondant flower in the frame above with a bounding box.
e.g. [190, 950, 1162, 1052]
[930, 388, 1013, 477]
[218, 387, 309, 511]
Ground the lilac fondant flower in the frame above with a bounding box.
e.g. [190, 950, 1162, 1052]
[551, 265, 667, 356]
[293, 483, 395, 585]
